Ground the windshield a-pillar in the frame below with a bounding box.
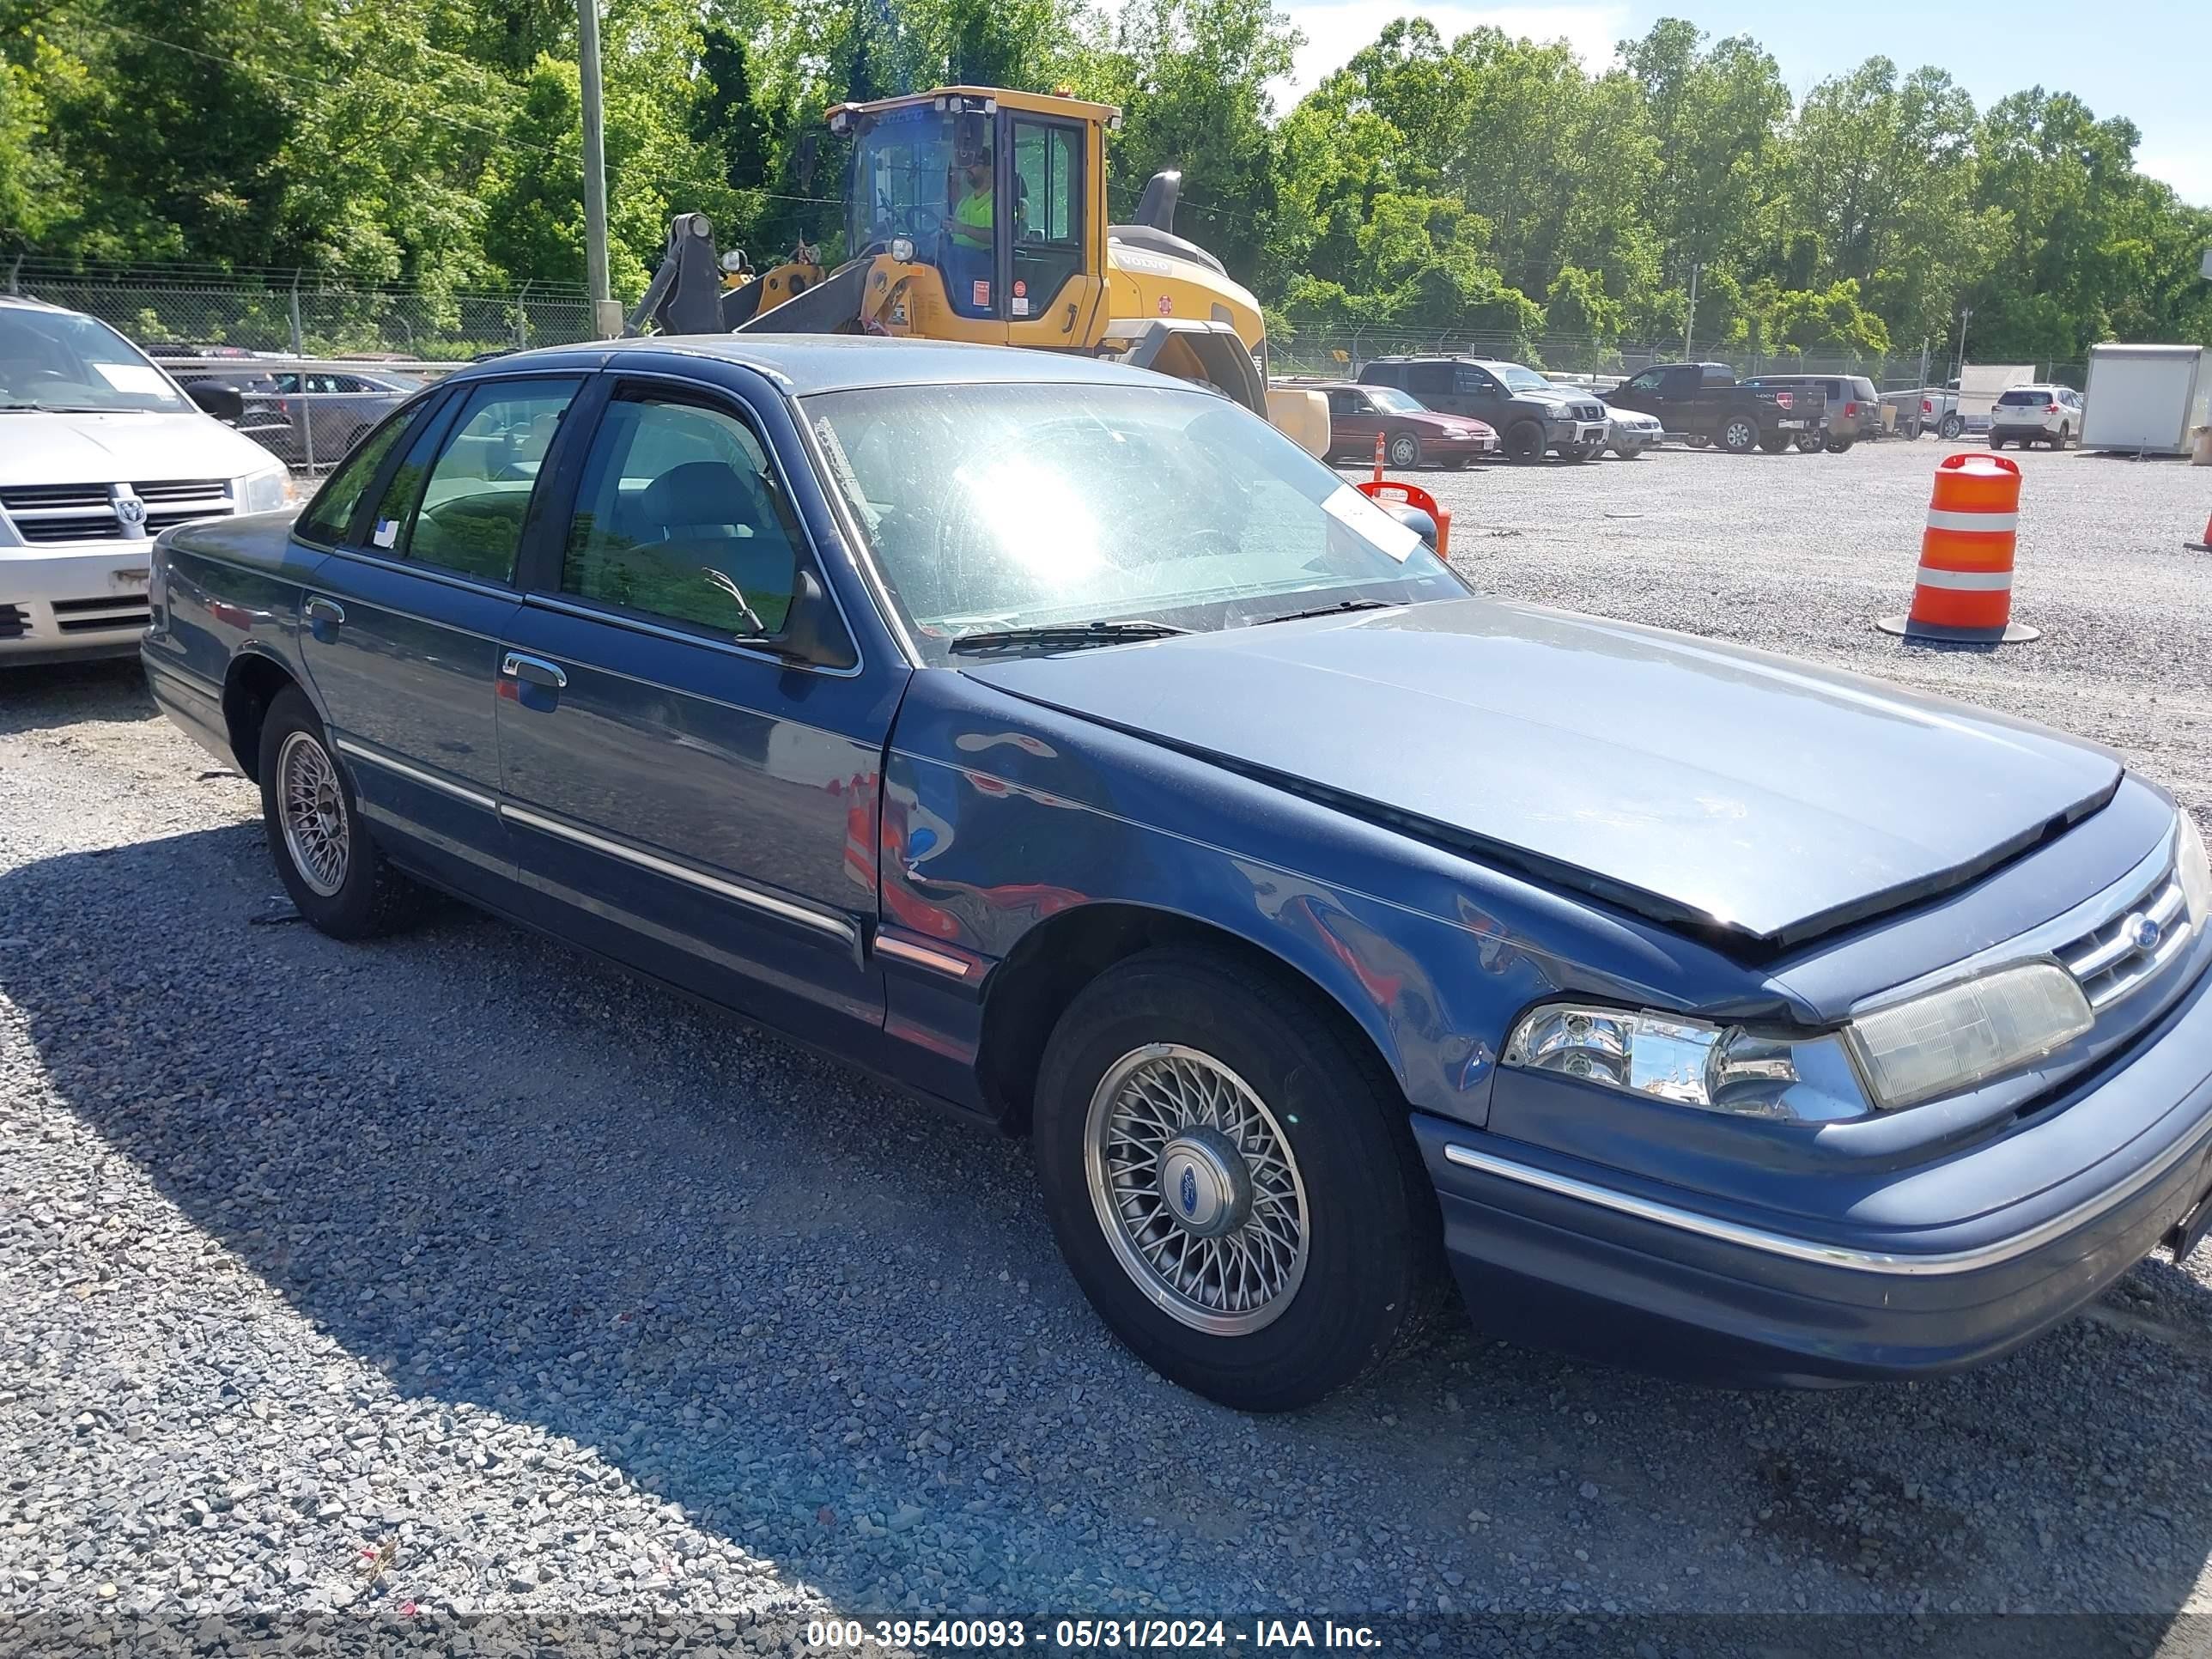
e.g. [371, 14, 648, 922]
[849, 104, 999, 319]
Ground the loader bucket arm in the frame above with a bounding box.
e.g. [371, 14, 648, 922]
[732, 258, 871, 335]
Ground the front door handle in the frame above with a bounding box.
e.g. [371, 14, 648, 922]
[501, 652, 568, 690]
[304, 596, 343, 641]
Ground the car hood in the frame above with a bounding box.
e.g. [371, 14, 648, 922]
[0, 410, 274, 487]
[959, 598, 2123, 951]
[1405, 412, 1492, 434]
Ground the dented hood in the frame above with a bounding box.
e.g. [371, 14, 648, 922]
[959, 597, 2122, 949]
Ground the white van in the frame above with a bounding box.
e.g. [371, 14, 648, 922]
[0, 295, 291, 663]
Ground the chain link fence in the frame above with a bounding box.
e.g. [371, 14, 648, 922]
[7, 257, 597, 361]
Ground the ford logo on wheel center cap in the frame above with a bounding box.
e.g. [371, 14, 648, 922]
[1178, 1166, 1199, 1217]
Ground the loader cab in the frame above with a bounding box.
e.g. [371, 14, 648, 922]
[834, 88, 1107, 349]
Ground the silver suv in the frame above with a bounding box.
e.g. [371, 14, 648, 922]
[1990, 385, 2083, 450]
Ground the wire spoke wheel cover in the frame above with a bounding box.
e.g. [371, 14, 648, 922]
[1084, 1043, 1310, 1336]
[277, 730, 349, 898]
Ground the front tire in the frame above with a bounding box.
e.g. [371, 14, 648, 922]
[1504, 421, 1547, 465]
[1792, 432, 1823, 453]
[1032, 948, 1432, 1412]
[1611, 441, 1644, 460]
[258, 686, 425, 939]
[1387, 431, 1422, 468]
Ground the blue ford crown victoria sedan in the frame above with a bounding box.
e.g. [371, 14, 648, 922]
[143, 337, 2212, 1411]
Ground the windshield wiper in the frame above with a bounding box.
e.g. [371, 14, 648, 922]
[1251, 598, 1395, 627]
[947, 619, 1188, 657]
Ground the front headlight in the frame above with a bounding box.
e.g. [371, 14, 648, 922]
[1507, 959, 2097, 1121]
[1503, 1005, 1868, 1121]
[2178, 811, 2209, 927]
[237, 465, 292, 514]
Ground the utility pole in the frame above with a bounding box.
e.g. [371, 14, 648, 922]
[578, 0, 621, 339]
[1682, 263, 1701, 360]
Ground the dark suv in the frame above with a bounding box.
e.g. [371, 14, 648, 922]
[1358, 356, 1611, 464]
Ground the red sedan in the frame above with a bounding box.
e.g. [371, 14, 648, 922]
[1320, 381, 1499, 470]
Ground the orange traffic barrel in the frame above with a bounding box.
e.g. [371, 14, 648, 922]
[1877, 453, 2039, 643]
[2187, 508, 2211, 553]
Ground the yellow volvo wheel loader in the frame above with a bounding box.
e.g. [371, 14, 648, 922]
[627, 86, 1328, 456]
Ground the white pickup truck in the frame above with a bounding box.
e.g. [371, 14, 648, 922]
[0, 295, 291, 663]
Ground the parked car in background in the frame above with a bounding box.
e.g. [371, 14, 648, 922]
[1989, 384, 2084, 450]
[1601, 404, 1662, 459]
[145, 337, 2212, 1413]
[1318, 382, 1498, 469]
[1919, 383, 1966, 440]
[1358, 356, 1609, 464]
[1744, 374, 1881, 452]
[1606, 362, 1827, 454]
[250, 368, 424, 465]
[0, 295, 289, 663]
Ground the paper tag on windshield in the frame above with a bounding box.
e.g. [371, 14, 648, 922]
[92, 362, 171, 396]
[1012, 297, 1029, 317]
[1322, 485, 1423, 562]
[371, 520, 398, 549]
[972, 280, 990, 307]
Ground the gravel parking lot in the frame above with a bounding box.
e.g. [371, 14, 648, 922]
[4, 437, 2212, 1654]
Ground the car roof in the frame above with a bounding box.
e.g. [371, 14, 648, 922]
[443, 333, 1182, 397]
[0, 293, 73, 316]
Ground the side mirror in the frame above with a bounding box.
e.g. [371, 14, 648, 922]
[185, 380, 246, 422]
[775, 568, 856, 670]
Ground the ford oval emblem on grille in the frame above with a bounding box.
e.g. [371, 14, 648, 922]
[1179, 1166, 1199, 1216]
[2127, 913, 2163, 953]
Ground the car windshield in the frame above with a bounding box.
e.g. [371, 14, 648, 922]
[849, 102, 989, 254]
[0, 307, 191, 413]
[1364, 387, 1425, 414]
[1497, 366, 1552, 392]
[805, 382, 1468, 659]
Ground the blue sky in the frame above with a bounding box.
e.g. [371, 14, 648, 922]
[1273, 0, 2212, 207]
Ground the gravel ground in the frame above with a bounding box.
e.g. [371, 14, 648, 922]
[4, 438, 2212, 1654]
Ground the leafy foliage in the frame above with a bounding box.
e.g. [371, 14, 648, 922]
[3, 0, 2205, 367]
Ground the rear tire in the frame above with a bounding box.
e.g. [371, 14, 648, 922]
[1939, 412, 1965, 440]
[2057, 422, 2071, 450]
[1032, 947, 1434, 1413]
[1388, 431, 1422, 468]
[1824, 435, 1855, 453]
[1792, 432, 1823, 453]
[1612, 441, 1644, 460]
[1504, 421, 1546, 465]
[258, 686, 427, 940]
[1990, 434, 2007, 449]
[1440, 454, 1471, 470]
[1723, 416, 1762, 454]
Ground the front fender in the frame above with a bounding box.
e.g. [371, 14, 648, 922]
[878, 672, 1767, 1127]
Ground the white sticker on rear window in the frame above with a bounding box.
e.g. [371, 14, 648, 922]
[1321, 484, 1423, 562]
[92, 362, 171, 395]
[371, 520, 398, 548]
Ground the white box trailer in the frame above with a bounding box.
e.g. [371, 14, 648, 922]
[2081, 343, 2212, 455]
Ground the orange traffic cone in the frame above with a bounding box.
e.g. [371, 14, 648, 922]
[1878, 453, 2040, 643]
[2188, 510, 2211, 553]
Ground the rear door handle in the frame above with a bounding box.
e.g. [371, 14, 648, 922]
[304, 596, 344, 640]
[500, 652, 568, 690]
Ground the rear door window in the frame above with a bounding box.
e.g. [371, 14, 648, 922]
[371, 378, 581, 583]
[1406, 362, 1452, 396]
